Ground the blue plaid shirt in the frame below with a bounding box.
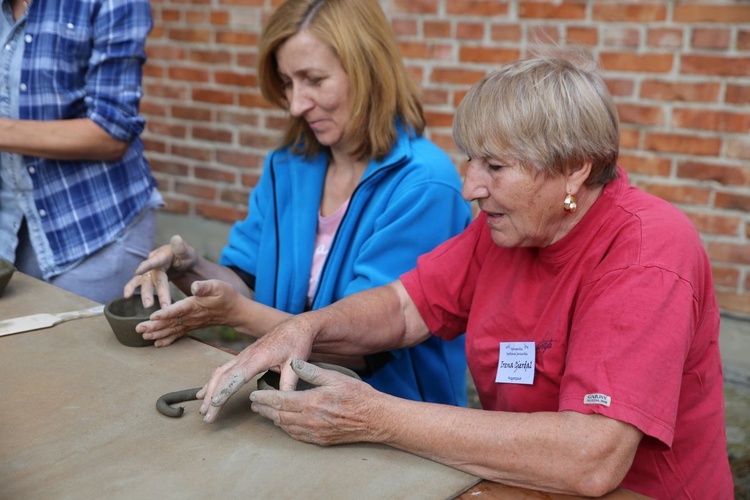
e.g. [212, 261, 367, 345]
[2, 0, 157, 271]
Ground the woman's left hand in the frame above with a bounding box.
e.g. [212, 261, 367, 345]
[249, 359, 387, 446]
[136, 279, 242, 347]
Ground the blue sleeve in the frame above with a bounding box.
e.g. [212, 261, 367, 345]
[86, 0, 152, 142]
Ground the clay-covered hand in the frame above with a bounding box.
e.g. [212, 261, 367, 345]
[135, 279, 242, 347]
[197, 317, 316, 423]
[249, 359, 386, 446]
[123, 234, 199, 309]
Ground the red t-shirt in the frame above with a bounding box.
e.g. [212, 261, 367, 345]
[401, 168, 733, 499]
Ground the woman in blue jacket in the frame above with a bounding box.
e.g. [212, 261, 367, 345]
[125, 0, 471, 405]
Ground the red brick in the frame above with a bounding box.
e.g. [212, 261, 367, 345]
[168, 67, 210, 83]
[195, 166, 236, 183]
[143, 65, 165, 78]
[146, 120, 187, 139]
[241, 172, 262, 187]
[140, 101, 167, 117]
[143, 82, 187, 100]
[421, 88, 450, 106]
[196, 203, 245, 223]
[424, 111, 454, 128]
[566, 26, 598, 46]
[424, 21, 451, 39]
[727, 84, 750, 105]
[619, 128, 640, 149]
[191, 88, 235, 105]
[216, 151, 262, 170]
[673, 108, 750, 133]
[727, 139, 750, 161]
[392, 0, 439, 15]
[172, 105, 211, 122]
[430, 132, 459, 154]
[528, 25, 562, 44]
[176, 181, 217, 200]
[239, 131, 278, 149]
[186, 10, 209, 23]
[146, 45, 186, 60]
[605, 78, 636, 97]
[214, 71, 257, 87]
[430, 44, 454, 62]
[148, 159, 189, 177]
[711, 265, 740, 288]
[716, 291, 750, 316]
[715, 191, 750, 211]
[739, 30, 750, 50]
[398, 41, 430, 59]
[692, 28, 731, 50]
[189, 49, 232, 65]
[192, 127, 233, 144]
[160, 197, 190, 215]
[708, 242, 750, 265]
[238, 92, 274, 109]
[616, 103, 664, 126]
[219, 0, 262, 6]
[210, 11, 230, 26]
[684, 212, 741, 236]
[678, 161, 750, 187]
[431, 67, 487, 85]
[639, 182, 712, 205]
[681, 55, 750, 77]
[643, 133, 721, 156]
[640, 80, 720, 102]
[603, 27, 641, 48]
[519, 1, 585, 19]
[646, 28, 683, 49]
[392, 19, 418, 37]
[142, 138, 167, 155]
[619, 153, 671, 177]
[447, 0, 509, 16]
[674, 4, 750, 23]
[457, 22, 485, 40]
[600, 52, 674, 73]
[168, 28, 212, 43]
[236, 52, 258, 70]
[216, 31, 258, 46]
[215, 110, 260, 127]
[593, 4, 666, 22]
[172, 144, 212, 162]
[490, 24, 522, 43]
[220, 188, 253, 206]
[160, 8, 181, 23]
[459, 47, 520, 64]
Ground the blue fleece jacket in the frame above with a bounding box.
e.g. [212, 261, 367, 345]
[220, 125, 471, 405]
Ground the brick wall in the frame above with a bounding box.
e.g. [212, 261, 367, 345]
[140, 0, 750, 317]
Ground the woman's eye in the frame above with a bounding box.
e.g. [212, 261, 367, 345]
[488, 163, 504, 171]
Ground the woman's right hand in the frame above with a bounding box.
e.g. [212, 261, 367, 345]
[123, 234, 199, 308]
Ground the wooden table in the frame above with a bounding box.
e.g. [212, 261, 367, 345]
[0, 273, 478, 499]
[0, 273, 650, 500]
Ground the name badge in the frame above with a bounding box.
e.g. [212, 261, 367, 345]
[495, 342, 535, 385]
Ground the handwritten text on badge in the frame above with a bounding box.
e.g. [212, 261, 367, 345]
[496, 342, 535, 385]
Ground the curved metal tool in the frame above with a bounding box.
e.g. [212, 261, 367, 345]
[156, 387, 202, 418]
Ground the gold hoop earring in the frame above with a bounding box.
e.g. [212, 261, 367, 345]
[563, 193, 577, 213]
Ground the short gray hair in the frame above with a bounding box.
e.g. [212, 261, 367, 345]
[453, 49, 619, 186]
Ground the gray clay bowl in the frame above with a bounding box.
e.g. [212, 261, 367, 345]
[257, 361, 361, 391]
[0, 258, 15, 297]
[104, 295, 161, 347]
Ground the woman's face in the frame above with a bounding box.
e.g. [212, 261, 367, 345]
[462, 157, 570, 248]
[275, 30, 351, 152]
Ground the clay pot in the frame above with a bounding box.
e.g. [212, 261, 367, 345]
[257, 361, 361, 391]
[104, 296, 161, 347]
[0, 258, 15, 297]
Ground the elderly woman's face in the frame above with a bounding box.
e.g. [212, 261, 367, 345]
[276, 30, 351, 152]
[462, 157, 569, 247]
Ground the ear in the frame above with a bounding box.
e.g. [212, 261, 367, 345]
[565, 162, 592, 195]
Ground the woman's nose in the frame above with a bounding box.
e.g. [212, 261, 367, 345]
[288, 87, 314, 116]
[461, 162, 488, 201]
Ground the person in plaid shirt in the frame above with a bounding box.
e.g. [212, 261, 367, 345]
[0, 0, 161, 303]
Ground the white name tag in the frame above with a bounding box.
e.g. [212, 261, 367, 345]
[495, 342, 535, 385]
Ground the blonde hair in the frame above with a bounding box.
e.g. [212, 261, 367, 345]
[258, 0, 425, 161]
[453, 50, 619, 186]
